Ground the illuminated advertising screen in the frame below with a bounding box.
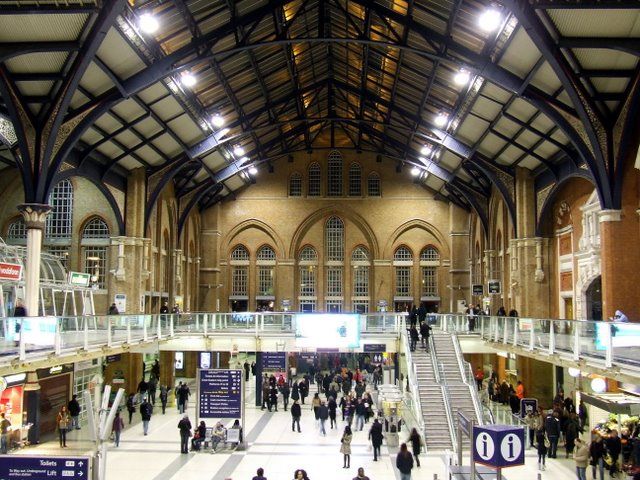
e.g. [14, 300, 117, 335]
[295, 314, 360, 348]
[595, 322, 640, 350]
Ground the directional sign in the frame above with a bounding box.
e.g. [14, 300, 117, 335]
[520, 398, 538, 419]
[68, 271, 91, 287]
[0, 456, 90, 479]
[198, 369, 242, 419]
[363, 344, 386, 353]
[473, 424, 525, 468]
[488, 280, 501, 295]
[261, 352, 286, 370]
[472, 284, 484, 296]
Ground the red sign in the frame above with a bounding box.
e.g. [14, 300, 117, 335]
[0, 262, 22, 281]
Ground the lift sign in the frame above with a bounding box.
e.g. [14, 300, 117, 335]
[0, 456, 90, 479]
[0, 262, 22, 281]
[473, 425, 525, 468]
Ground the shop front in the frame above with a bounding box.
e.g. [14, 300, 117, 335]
[0, 372, 28, 449]
[37, 364, 73, 436]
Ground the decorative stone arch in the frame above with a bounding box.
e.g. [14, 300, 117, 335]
[288, 206, 380, 259]
[222, 219, 287, 260]
[382, 219, 450, 260]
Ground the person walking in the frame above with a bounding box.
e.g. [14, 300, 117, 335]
[56, 406, 70, 447]
[535, 427, 548, 471]
[140, 398, 153, 435]
[340, 425, 353, 468]
[409, 325, 419, 352]
[319, 401, 329, 436]
[419, 320, 431, 350]
[252, 467, 267, 480]
[369, 418, 384, 461]
[573, 437, 589, 480]
[291, 399, 302, 433]
[159, 385, 168, 414]
[244, 361, 250, 382]
[68, 394, 81, 430]
[565, 412, 580, 458]
[112, 411, 124, 447]
[281, 382, 290, 411]
[177, 413, 192, 454]
[544, 409, 560, 458]
[396, 442, 414, 480]
[1, 412, 11, 454]
[408, 427, 425, 467]
[126, 393, 136, 424]
[589, 433, 605, 480]
[355, 398, 366, 431]
[606, 429, 622, 478]
[177, 383, 190, 414]
[352, 467, 370, 480]
[312, 392, 321, 421]
[328, 396, 338, 429]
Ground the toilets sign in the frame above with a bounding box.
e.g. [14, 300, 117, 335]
[473, 425, 525, 468]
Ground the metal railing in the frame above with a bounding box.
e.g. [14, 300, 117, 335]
[401, 328, 426, 438]
[433, 313, 640, 372]
[429, 335, 457, 454]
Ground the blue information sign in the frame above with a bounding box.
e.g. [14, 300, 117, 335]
[198, 369, 242, 418]
[473, 425, 525, 468]
[261, 352, 286, 370]
[0, 456, 90, 479]
[520, 398, 538, 418]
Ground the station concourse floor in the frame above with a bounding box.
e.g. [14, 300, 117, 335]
[18, 385, 581, 480]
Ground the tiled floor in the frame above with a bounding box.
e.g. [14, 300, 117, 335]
[17, 383, 582, 480]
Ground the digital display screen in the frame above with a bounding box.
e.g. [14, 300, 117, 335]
[595, 322, 640, 350]
[295, 314, 360, 348]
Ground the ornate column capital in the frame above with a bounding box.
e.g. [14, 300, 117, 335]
[17, 203, 51, 229]
[598, 209, 622, 223]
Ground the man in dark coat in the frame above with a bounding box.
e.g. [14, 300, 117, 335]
[299, 378, 309, 404]
[281, 382, 290, 411]
[243, 361, 250, 381]
[291, 400, 302, 432]
[319, 401, 329, 435]
[369, 418, 384, 461]
[177, 414, 192, 453]
[269, 386, 278, 412]
[544, 410, 561, 458]
[140, 399, 153, 435]
[419, 321, 431, 349]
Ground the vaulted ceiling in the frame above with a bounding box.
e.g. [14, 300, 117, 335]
[0, 0, 639, 231]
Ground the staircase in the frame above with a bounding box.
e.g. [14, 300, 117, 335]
[431, 331, 480, 433]
[411, 346, 454, 450]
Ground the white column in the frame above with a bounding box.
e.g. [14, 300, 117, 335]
[18, 204, 51, 316]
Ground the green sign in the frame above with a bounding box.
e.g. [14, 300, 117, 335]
[69, 271, 91, 287]
[488, 280, 501, 294]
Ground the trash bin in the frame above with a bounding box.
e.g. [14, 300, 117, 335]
[386, 430, 399, 448]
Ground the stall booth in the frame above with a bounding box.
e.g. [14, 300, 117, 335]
[0, 372, 31, 450]
[581, 391, 640, 446]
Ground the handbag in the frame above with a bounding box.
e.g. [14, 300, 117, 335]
[603, 453, 614, 466]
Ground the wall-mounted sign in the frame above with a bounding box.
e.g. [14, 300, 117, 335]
[0, 456, 90, 480]
[488, 280, 501, 295]
[175, 352, 184, 370]
[199, 352, 212, 370]
[68, 271, 91, 287]
[0, 262, 22, 281]
[261, 352, 286, 370]
[106, 354, 121, 364]
[472, 284, 484, 296]
[363, 344, 386, 353]
[114, 294, 126, 313]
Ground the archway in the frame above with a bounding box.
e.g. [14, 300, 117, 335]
[585, 276, 602, 321]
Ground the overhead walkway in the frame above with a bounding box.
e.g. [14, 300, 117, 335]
[0, 312, 403, 375]
[431, 313, 640, 383]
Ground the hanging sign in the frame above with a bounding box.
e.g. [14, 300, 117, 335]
[488, 280, 501, 295]
[0, 262, 22, 281]
[68, 271, 91, 287]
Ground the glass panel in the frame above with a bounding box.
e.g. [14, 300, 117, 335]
[367, 173, 381, 196]
[421, 267, 437, 296]
[325, 216, 344, 262]
[257, 246, 276, 261]
[327, 151, 343, 196]
[395, 266, 411, 296]
[326, 267, 343, 296]
[231, 245, 249, 261]
[352, 266, 369, 296]
[83, 247, 107, 289]
[308, 163, 321, 196]
[257, 266, 274, 296]
[394, 247, 413, 261]
[348, 163, 361, 196]
[231, 266, 248, 295]
[289, 173, 302, 196]
[299, 266, 316, 296]
[46, 179, 73, 239]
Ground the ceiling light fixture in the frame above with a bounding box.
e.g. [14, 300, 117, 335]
[479, 8, 502, 32]
[411, 167, 420, 177]
[420, 145, 432, 156]
[211, 114, 225, 128]
[139, 13, 159, 34]
[181, 73, 197, 88]
[233, 146, 245, 157]
[454, 69, 470, 86]
[248, 166, 258, 175]
[434, 112, 448, 127]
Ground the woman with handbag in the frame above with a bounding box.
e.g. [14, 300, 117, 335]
[535, 427, 548, 471]
[408, 428, 425, 467]
[56, 406, 70, 448]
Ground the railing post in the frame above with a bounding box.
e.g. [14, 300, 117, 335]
[529, 321, 535, 351]
[55, 319, 62, 355]
[157, 316, 162, 340]
[503, 318, 509, 344]
[107, 318, 113, 347]
[513, 319, 518, 347]
[573, 322, 580, 361]
[494, 317, 499, 343]
[143, 316, 148, 342]
[170, 316, 174, 337]
[548, 321, 555, 355]
[18, 319, 26, 360]
[203, 314, 208, 336]
[480, 316, 485, 338]
[605, 325, 613, 368]
[126, 317, 132, 344]
[84, 318, 89, 350]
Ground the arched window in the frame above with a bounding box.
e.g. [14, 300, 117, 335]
[394, 246, 413, 299]
[367, 173, 381, 197]
[7, 218, 26, 240]
[230, 245, 249, 298]
[327, 151, 343, 196]
[351, 246, 370, 313]
[81, 216, 110, 289]
[325, 216, 344, 262]
[308, 163, 321, 197]
[298, 246, 318, 312]
[257, 246, 276, 298]
[348, 163, 362, 196]
[289, 173, 302, 197]
[420, 246, 440, 298]
[46, 179, 73, 239]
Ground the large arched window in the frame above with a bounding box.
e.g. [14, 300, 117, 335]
[367, 172, 381, 197]
[82, 216, 110, 289]
[327, 151, 343, 196]
[298, 246, 318, 312]
[257, 245, 276, 299]
[289, 173, 302, 197]
[7, 218, 26, 241]
[230, 245, 249, 300]
[420, 246, 440, 298]
[351, 246, 370, 313]
[393, 246, 413, 299]
[308, 163, 321, 197]
[325, 216, 344, 312]
[46, 179, 73, 239]
[348, 163, 362, 196]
